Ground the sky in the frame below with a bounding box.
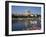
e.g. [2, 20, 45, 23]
[12, 6, 41, 15]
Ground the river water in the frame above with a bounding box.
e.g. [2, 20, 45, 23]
[12, 18, 41, 31]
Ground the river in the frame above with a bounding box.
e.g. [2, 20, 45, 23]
[12, 18, 41, 31]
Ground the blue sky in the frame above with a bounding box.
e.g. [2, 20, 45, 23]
[12, 6, 41, 15]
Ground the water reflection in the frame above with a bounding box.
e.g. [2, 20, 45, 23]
[12, 18, 41, 31]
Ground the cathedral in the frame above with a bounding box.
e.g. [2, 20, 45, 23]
[23, 9, 34, 17]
